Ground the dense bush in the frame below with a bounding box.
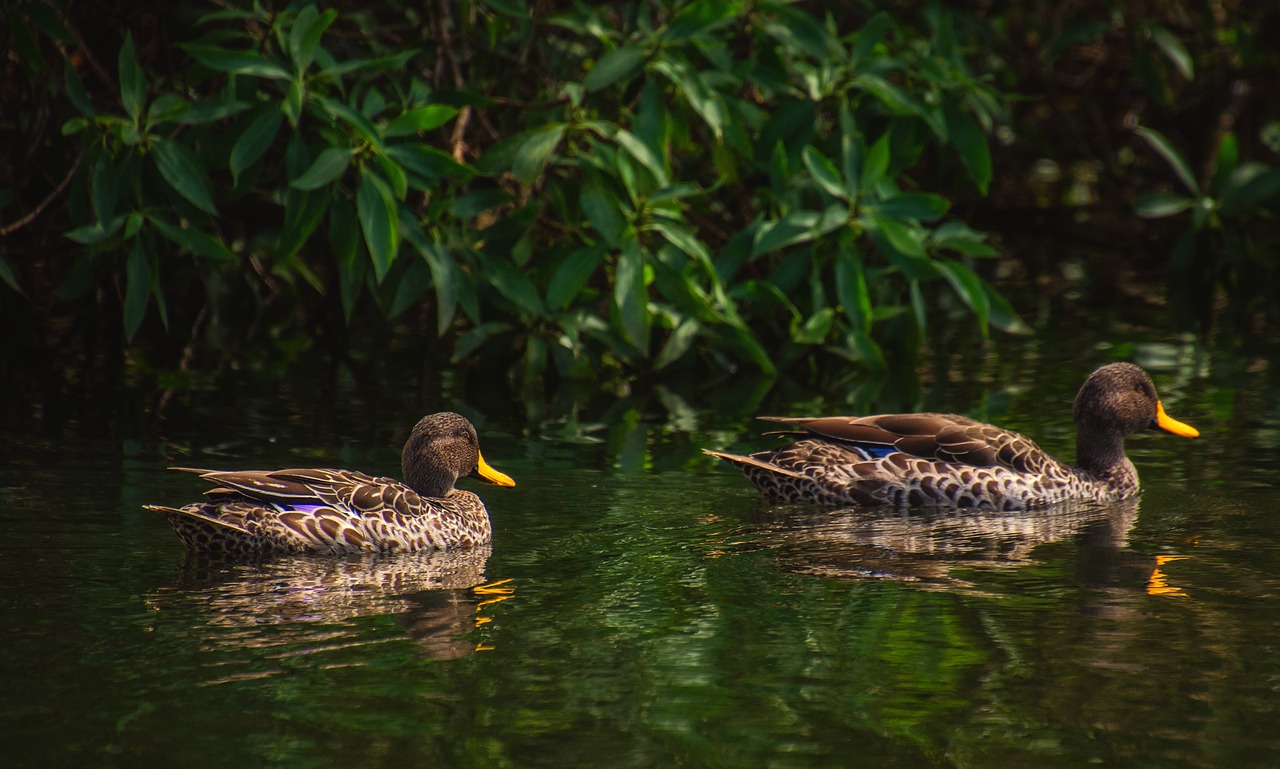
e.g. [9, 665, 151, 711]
[3, 0, 1023, 393]
[3, 0, 1278, 405]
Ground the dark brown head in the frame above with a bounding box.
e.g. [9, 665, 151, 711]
[401, 412, 515, 498]
[1072, 362, 1198, 470]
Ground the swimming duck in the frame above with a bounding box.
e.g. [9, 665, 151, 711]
[704, 363, 1198, 510]
[147, 412, 515, 556]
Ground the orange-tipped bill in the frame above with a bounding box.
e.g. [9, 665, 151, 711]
[1155, 401, 1199, 438]
[474, 451, 516, 487]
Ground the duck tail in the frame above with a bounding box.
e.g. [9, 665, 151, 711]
[701, 449, 807, 479]
[144, 504, 253, 552]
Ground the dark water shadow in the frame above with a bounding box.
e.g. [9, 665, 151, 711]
[737, 498, 1149, 589]
[145, 546, 508, 661]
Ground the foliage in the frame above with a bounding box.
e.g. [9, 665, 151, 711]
[4, 0, 1024, 390]
[1133, 123, 1280, 328]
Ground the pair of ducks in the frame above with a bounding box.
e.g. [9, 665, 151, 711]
[151, 363, 1199, 557]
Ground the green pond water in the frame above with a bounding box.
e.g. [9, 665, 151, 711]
[4, 340, 1280, 768]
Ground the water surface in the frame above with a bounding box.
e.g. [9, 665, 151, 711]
[4, 344, 1280, 768]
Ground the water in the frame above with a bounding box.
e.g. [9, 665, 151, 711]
[4, 343, 1280, 768]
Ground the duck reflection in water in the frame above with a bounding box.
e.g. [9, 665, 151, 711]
[146, 546, 515, 662]
[736, 497, 1176, 592]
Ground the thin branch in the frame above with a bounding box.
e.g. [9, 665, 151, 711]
[0, 149, 84, 237]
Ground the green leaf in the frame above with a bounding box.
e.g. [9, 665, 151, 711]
[145, 94, 189, 125]
[384, 105, 459, 138]
[664, 1, 740, 42]
[765, 4, 845, 62]
[581, 176, 628, 247]
[751, 208, 844, 258]
[356, 170, 399, 282]
[230, 109, 283, 185]
[152, 138, 216, 214]
[184, 45, 290, 79]
[547, 245, 605, 310]
[512, 124, 566, 186]
[645, 221, 714, 272]
[652, 59, 726, 140]
[291, 147, 353, 190]
[65, 217, 124, 245]
[648, 182, 699, 205]
[867, 192, 950, 221]
[983, 276, 1032, 335]
[176, 99, 251, 124]
[0, 255, 23, 295]
[149, 217, 235, 261]
[290, 7, 337, 72]
[794, 307, 836, 344]
[802, 145, 848, 200]
[450, 322, 514, 364]
[844, 330, 886, 371]
[944, 102, 992, 194]
[318, 97, 386, 152]
[654, 318, 700, 369]
[861, 132, 890, 191]
[91, 154, 121, 223]
[64, 60, 93, 117]
[835, 247, 871, 330]
[1135, 126, 1200, 195]
[930, 221, 998, 257]
[584, 45, 647, 92]
[1134, 192, 1195, 218]
[1213, 132, 1239, 189]
[278, 187, 329, 259]
[320, 49, 417, 79]
[725, 323, 776, 375]
[484, 256, 544, 316]
[1149, 25, 1193, 80]
[402, 144, 467, 187]
[283, 77, 304, 125]
[386, 144, 474, 184]
[118, 33, 145, 122]
[123, 240, 149, 341]
[329, 197, 361, 320]
[614, 129, 670, 187]
[850, 12, 891, 65]
[866, 212, 926, 258]
[1218, 166, 1280, 215]
[389, 255, 432, 319]
[417, 237, 458, 334]
[374, 154, 408, 200]
[614, 239, 650, 354]
[936, 258, 990, 333]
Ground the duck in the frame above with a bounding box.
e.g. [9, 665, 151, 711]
[703, 362, 1198, 510]
[146, 412, 515, 556]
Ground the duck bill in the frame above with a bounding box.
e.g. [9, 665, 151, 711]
[1154, 401, 1199, 438]
[473, 451, 516, 487]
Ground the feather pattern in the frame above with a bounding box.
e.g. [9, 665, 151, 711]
[705, 363, 1199, 510]
[147, 413, 515, 557]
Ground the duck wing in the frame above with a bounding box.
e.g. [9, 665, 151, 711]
[177, 467, 426, 518]
[758, 414, 1051, 475]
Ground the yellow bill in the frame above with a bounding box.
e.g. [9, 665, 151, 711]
[1155, 401, 1199, 438]
[474, 451, 516, 487]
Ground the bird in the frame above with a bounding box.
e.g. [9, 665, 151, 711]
[703, 362, 1198, 510]
[146, 412, 515, 556]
